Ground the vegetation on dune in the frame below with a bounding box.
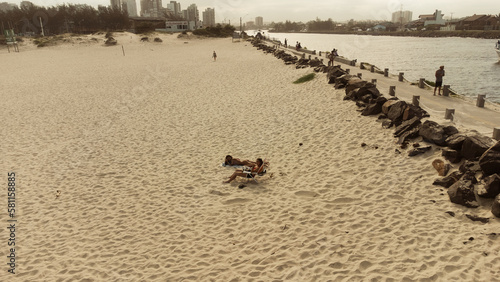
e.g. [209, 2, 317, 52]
[293, 73, 316, 84]
[192, 24, 236, 38]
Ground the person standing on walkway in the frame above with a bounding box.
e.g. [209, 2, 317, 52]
[212, 51, 217, 62]
[434, 65, 445, 95]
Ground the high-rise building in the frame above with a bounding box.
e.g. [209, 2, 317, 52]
[255, 16, 263, 28]
[391, 10, 412, 25]
[166, 1, 182, 18]
[140, 0, 162, 17]
[111, 0, 137, 17]
[123, 0, 137, 17]
[183, 4, 199, 23]
[202, 8, 215, 27]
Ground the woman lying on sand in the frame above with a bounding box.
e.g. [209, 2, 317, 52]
[224, 155, 256, 167]
[223, 158, 265, 183]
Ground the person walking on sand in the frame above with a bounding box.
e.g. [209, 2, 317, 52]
[434, 65, 445, 96]
[212, 51, 217, 62]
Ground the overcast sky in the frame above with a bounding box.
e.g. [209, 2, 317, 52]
[9, 0, 500, 23]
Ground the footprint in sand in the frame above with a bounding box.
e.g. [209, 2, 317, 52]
[331, 197, 359, 204]
[223, 198, 251, 205]
[294, 191, 319, 198]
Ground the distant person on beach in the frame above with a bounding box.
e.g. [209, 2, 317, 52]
[284, 38, 287, 47]
[434, 65, 445, 95]
[223, 158, 265, 183]
[329, 48, 338, 66]
[212, 51, 217, 62]
[224, 155, 256, 167]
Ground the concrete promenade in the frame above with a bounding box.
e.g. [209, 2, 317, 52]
[274, 43, 500, 140]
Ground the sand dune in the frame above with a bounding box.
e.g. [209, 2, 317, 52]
[1, 32, 499, 281]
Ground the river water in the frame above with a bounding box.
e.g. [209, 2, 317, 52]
[256, 31, 500, 103]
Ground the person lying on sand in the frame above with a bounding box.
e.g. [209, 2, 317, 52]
[224, 155, 256, 167]
[223, 158, 265, 183]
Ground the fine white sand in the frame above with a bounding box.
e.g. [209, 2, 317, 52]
[1, 32, 499, 281]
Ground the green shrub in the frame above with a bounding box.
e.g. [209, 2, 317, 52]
[293, 73, 316, 84]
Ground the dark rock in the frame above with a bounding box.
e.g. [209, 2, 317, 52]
[465, 214, 489, 223]
[154, 37, 162, 42]
[405, 104, 430, 120]
[327, 66, 348, 84]
[397, 126, 421, 145]
[442, 148, 462, 163]
[334, 74, 353, 89]
[105, 37, 117, 45]
[445, 134, 467, 150]
[408, 145, 432, 157]
[433, 171, 464, 188]
[447, 179, 479, 208]
[492, 194, 500, 218]
[382, 100, 399, 115]
[394, 116, 421, 137]
[382, 120, 393, 129]
[419, 120, 447, 146]
[238, 184, 246, 189]
[461, 134, 495, 161]
[355, 101, 367, 108]
[445, 211, 455, 217]
[359, 94, 373, 103]
[443, 125, 459, 136]
[361, 103, 382, 116]
[477, 174, 500, 198]
[345, 78, 367, 94]
[479, 141, 500, 176]
[459, 160, 481, 174]
[344, 90, 357, 101]
[140, 36, 149, 42]
[387, 101, 407, 123]
[361, 97, 386, 116]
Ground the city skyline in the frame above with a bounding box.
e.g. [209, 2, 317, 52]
[3, 0, 499, 23]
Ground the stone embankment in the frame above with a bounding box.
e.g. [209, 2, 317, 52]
[252, 38, 500, 220]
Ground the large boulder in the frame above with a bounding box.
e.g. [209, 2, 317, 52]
[446, 134, 467, 150]
[461, 134, 495, 161]
[334, 74, 353, 89]
[477, 174, 500, 198]
[402, 104, 430, 121]
[419, 120, 447, 146]
[382, 100, 399, 115]
[447, 179, 479, 208]
[394, 116, 421, 137]
[492, 194, 500, 218]
[433, 171, 464, 188]
[327, 66, 348, 84]
[345, 78, 367, 94]
[442, 148, 462, 163]
[387, 101, 407, 122]
[361, 96, 387, 116]
[479, 141, 500, 176]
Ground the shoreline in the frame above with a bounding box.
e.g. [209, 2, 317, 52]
[269, 30, 500, 39]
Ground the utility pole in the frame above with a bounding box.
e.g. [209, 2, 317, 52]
[39, 16, 44, 36]
[240, 17, 242, 34]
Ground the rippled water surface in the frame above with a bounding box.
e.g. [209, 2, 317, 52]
[261, 32, 500, 103]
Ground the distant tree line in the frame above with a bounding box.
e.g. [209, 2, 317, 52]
[192, 24, 235, 37]
[0, 3, 129, 35]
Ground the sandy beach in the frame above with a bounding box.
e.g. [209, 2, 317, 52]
[1, 32, 499, 281]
